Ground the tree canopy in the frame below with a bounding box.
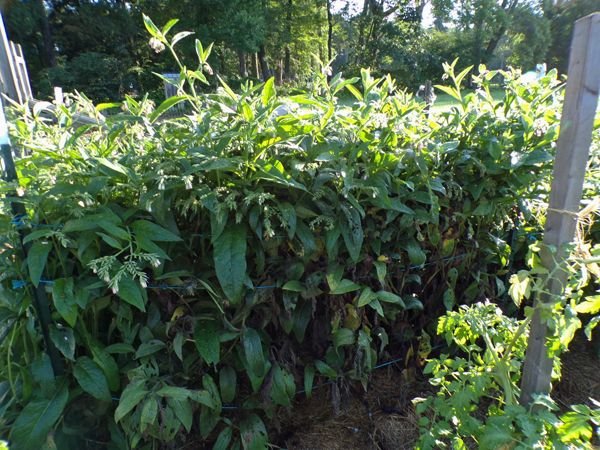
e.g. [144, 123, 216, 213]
[2, 0, 597, 101]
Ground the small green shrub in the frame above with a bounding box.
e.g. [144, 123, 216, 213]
[0, 16, 569, 449]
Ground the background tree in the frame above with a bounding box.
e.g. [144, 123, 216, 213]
[1, 0, 596, 101]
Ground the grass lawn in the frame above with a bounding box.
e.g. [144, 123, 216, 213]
[432, 87, 505, 112]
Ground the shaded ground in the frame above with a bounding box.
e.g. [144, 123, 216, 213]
[279, 367, 430, 450]
[554, 333, 600, 411]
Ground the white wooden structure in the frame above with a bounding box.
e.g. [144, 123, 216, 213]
[0, 13, 33, 104]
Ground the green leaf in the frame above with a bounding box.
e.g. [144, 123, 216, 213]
[49, 325, 75, 361]
[73, 356, 111, 402]
[10, 382, 68, 450]
[304, 365, 315, 398]
[240, 414, 268, 450]
[472, 201, 494, 216]
[262, 78, 276, 106]
[278, 202, 297, 239]
[213, 426, 232, 450]
[330, 279, 360, 295]
[173, 332, 184, 361]
[116, 276, 146, 312]
[132, 220, 182, 242]
[357, 287, 376, 307]
[340, 204, 363, 263]
[406, 240, 426, 266]
[217, 74, 238, 101]
[243, 328, 265, 377]
[374, 261, 387, 285]
[22, 229, 53, 245]
[135, 340, 166, 359]
[219, 366, 237, 403]
[200, 405, 220, 438]
[28, 241, 51, 287]
[52, 278, 78, 327]
[156, 385, 191, 401]
[142, 14, 161, 39]
[150, 96, 187, 122]
[345, 83, 363, 101]
[559, 410, 593, 442]
[575, 295, 600, 314]
[140, 397, 158, 431]
[282, 280, 303, 292]
[369, 298, 384, 316]
[171, 31, 194, 46]
[270, 365, 296, 406]
[98, 158, 129, 177]
[202, 374, 222, 413]
[114, 380, 147, 423]
[194, 320, 221, 365]
[105, 343, 135, 354]
[213, 225, 247, 304]
[90, 344, 120, 392]
[314, 360, 337, 378]
[161, 18, 179, 35]
[333, 328, 355, 350]
[167, 397, 193, 432]
[376, 290, 405, 307]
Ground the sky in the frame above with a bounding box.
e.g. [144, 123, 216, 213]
[331, 0, 436, 28]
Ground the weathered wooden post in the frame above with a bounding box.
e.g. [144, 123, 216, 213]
[520, 13, 600, 406]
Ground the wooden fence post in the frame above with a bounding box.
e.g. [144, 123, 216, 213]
[519, 13, 600, 406]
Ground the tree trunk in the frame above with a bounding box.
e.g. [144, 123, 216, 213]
[277, 59, 283, 85]
[238, 51, 247, 77]
[258, 45, 270, 80]
[254, 53, 260, 78]
[327, 0, 333, 63]
[284, 0, 292, 80]
[36, 0, 55, 67]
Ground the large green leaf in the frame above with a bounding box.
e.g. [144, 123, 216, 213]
[261, 77, 276, 106]
[73, 357, 111, 401]
[150, 96, 187, 122]
[52, 278, 78, 327]
[213, 224, 247, 304]
[116, 276, 146, 312]
[213, 426, 233, 450]
[339, 204, 363, 262]
[27, 241, 51, 288]
[90, 344, 120, 392]
[167, 397, 193, 432]
[114, 380, 148, 422]
[240, 414, 268, 450]
[269, 365, 295, 406]
[10, 382, 69, 450]
[219, 366, 237, 403]
[194, 320, 221, 365]
[49, 325, 75, 361]
[242, 328, 265, 377]
[132, 220, 182, 242]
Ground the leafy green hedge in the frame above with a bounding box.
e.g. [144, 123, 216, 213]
[0, 19, 565, 450]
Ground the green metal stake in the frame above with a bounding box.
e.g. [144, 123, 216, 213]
[0, 100, 63, 376]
